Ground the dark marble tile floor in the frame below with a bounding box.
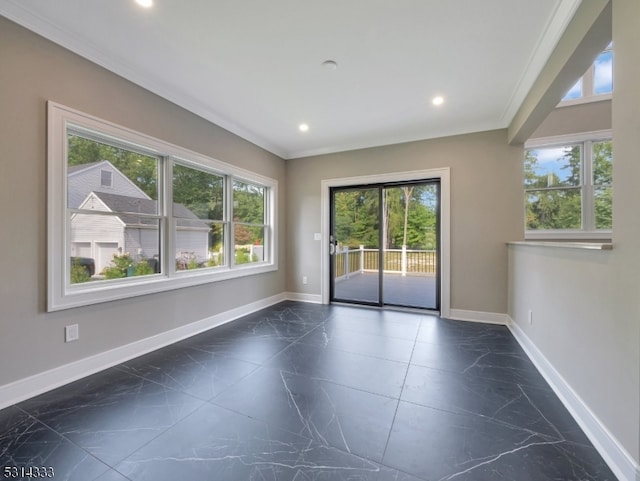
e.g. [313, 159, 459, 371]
[0, 301, 617, 480]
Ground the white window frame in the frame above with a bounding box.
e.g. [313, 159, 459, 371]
[524, 130, 612, 240]
[48, 101, 278, 311]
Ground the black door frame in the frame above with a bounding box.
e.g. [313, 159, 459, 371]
[329, 179, 441, 310]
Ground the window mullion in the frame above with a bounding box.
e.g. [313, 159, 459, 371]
[227, 176, 235, 268]
[165, 157, 175, 277]
[583, 65, 595, 97]
[582, 141, 595, 231]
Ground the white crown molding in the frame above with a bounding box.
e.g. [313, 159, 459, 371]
[0, 1, 289, 159]
[287, 121, 504, 160]
[500, 0, 583, 125]
[2, 0, 573, 161]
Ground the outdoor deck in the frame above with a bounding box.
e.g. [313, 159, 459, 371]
[334, 271, 437, 310]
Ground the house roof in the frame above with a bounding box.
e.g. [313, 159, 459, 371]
[68, 161, 109, 175]
[91, 192, 209, 229]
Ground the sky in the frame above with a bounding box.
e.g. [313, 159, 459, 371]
[562, 48, 612, 100]
[527, 147, 576, 184]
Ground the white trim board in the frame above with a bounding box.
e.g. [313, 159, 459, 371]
[320, 167, 451, 318]
[447, 309, 509, 325]
[508, 317, 640, 481]
[0, 293, 287, 410]
[285, 292, 322, 304]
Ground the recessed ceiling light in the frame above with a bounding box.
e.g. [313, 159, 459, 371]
[136, 0, 153, 8]
[299, 123, 309, 132]
[432, 96, 445, 106]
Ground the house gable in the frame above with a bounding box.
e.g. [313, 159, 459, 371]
[68, 160, 150, 208]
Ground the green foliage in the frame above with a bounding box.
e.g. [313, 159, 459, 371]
[235, 224, 263, 245]
[525, 142, 612, 231]
[173, 164, 224, 220]
[233, 180, 265, 224]
[68, 134, 158, 199]
[68, 136, 270, 254]
[593, 141, 613, 230]
[134, 260, 154, 276]
[235, 248, 258, 265]
[176, 253, 201, 270]
[70, 260, 91, 284]
[103, 253, 153, 279]
[207, 251, 224, 267]
[333, 184, 438, 250]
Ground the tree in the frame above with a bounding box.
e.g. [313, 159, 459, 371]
[173, 164, 224, 220]
[524, 147, 581, 230]
[332, 184, 437, 250]
[593, 141, 613, 229]
[68, 134, 158, 199]
[401, 186, 414, 247]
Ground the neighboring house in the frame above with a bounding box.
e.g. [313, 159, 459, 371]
[69, 161, 208, 274]
[67, 160, 148, 209]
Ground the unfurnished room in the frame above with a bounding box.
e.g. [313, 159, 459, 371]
[0, 1, 638, 480]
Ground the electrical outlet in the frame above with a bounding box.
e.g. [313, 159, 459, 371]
[527, 310, 533, 325]
[65, 324, 79, 343]
[313, 233, 321, 241]
[303, 276, 308, 285]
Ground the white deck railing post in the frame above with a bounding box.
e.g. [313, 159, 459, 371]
[359, 245, 364, 273]
[401, 245, 407, 276]
[344, 246, 350, 279]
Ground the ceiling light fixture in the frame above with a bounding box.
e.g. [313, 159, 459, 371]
[299, 123, 309, 132]
[432, 96, 444, 106]
[135, 0, 153, 8]
[322, 60, 338, 70]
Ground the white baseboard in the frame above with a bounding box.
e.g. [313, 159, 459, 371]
[285, 292, 323, 304]
[0, 293, 287, 410]
[447, 308, 509, 325]
[508, 317, 640, 481]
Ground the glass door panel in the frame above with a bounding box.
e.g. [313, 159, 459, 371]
[382, 183, 439, 309]
[331, 187, 380, 305]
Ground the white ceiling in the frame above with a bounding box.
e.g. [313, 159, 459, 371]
[1, 0, 581, 159]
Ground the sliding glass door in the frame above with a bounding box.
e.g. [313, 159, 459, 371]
[330, 180, 439, 310]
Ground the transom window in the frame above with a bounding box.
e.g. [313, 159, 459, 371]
[561, 43, 613, 104]
[524, 131, 612, 239]
[48, 102, 277, 311]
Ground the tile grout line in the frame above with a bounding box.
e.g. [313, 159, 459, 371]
[13, 405, 129, 480]
[379, 312, 424, 464]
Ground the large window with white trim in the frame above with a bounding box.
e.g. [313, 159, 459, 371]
[48, 102, 277, 311]
[524, 131, 612, 239]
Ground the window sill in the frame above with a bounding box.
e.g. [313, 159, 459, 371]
[556, 93, 611, 108]
[50, 262, 278, 311]
[508, 241, 612, 251]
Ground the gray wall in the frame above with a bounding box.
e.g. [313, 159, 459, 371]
[509, 0, 639, 464]
[286, 130, 523, 314]
[530, 99, 611, 139]
[0, 17, 286, 387]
